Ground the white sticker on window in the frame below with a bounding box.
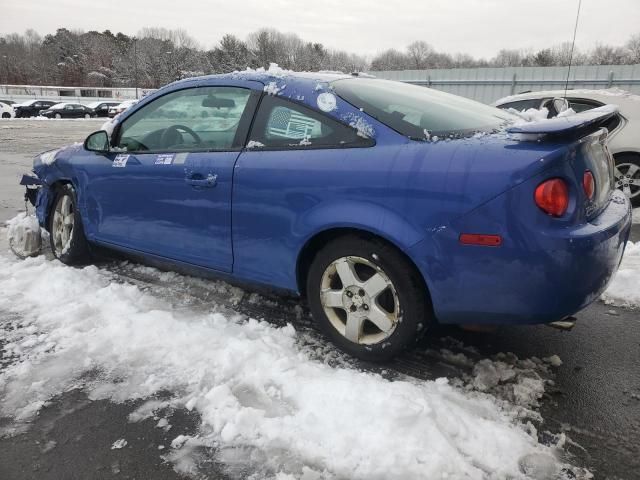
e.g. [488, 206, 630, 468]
[174, 153, 188, 165]
[113, 154, 129, 168]
[155, 154, 175, 165]
[317, 92, 337, 112]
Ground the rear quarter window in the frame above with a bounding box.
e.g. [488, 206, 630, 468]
[333, 78, 513, 139]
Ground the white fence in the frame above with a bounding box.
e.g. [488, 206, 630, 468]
[0, 85, 153, 105]
[367, 64, 640, 104]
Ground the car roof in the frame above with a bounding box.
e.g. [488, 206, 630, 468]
[139, 66, 356, 119]
[185, 67, 351, 86]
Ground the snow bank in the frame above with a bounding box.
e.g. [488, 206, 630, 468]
[5, 213, 42, 258]
[0, 250, 571, 479]
[602, 241, 640, 308]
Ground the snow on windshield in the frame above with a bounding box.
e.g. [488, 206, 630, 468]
[49, 103, 68, 110]
[0, 223, 579, 479]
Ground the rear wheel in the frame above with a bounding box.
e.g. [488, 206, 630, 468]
[614, 154, 640, 208]
[1, 112, 9, 119]
[307, 235, 431, 361]
[49, 184, 90, 264]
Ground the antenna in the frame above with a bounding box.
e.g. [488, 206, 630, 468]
[564, 0, 582, 98]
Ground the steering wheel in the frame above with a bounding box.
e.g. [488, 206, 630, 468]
[160, 124, 202, 148]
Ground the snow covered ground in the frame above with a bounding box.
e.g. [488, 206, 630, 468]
[0, 223, 594, 480]
[601, 241, 640, 308]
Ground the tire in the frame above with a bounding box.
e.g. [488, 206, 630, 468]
[48, 184, 91, 265]
[55, 113, 62, 119]
[1, 112, 9, 119]
[306, 235, 431, 361]
[84, 113, 90, 119]
[614, 154, 640, 208]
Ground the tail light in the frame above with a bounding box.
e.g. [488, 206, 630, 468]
[534, 178, 569, 217]
[583, 170, 595, 200]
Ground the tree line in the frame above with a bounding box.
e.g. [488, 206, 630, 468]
[1, 27, 639, 88]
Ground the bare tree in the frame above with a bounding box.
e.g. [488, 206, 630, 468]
[625, 33, 640, 64]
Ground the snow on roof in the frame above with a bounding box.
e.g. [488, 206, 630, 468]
[183, 62, 352, 87]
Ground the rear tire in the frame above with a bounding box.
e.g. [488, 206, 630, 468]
[614, 154, 640, 208]
[1, 113, 9, 119]
[49, 184, 91, 265]
[306, 235, 431, 361]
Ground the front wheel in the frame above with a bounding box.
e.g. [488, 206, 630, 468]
[55, 113, 62, 119]
[84, 113, 90, 119]
[49, 184, 90, 264]
[1, 112, 10, 119]
[307, 235, 431, 361]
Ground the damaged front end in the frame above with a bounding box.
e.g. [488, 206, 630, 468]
[22, 148, 68, 230]
[11, 152, 59, 257]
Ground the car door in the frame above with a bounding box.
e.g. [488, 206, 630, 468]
[63, 105, 75, 118]
[76, 85, 259, 272]
[232, 94, 374, 286]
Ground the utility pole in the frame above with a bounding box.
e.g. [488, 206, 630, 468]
[2, 55, 8, 85]
[133, 37, 139, 99]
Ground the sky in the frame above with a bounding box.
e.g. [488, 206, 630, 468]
[1, 0, 639, 58]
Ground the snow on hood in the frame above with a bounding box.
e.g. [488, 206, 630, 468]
[0, 228, 579, 479]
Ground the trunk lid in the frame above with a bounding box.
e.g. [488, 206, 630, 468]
[571, 128, 615, 219]
[507, 105, 618, 219]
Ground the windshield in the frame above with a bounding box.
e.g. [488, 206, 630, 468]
[86, 101, 102, 109]
[333, 78, 515, 139]
[50, 103, 67, 110]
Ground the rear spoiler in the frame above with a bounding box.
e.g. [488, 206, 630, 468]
[506, 104, 619, 136]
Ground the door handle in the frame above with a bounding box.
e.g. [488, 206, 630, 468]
[185, 173, 217, 188]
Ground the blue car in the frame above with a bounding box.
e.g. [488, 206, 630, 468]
[23, 71, 632, 360]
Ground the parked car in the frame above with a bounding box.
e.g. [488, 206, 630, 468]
[13, 99, 58, 118]
[86, 101, 123, 118]
[107, 99, 137, 118]
[0, 101, 14, 119]
[494, 89, 640, 207]
[39, 103, 94, 119]
[22, 73, 631, 360]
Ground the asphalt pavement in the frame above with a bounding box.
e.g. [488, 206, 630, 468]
[0, 119, 638, 480]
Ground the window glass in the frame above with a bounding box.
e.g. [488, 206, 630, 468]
[116, 87, 252, 152]
[498, 99, 543, 112]
[568, 99, 602, 113]
[250, 95, 369, 148]
[333, 78, 514, 139]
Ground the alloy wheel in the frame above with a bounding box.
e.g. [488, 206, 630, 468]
[52, 195, 74, 256]
[320, 256, 400, 345]
[614, 163, 640, 201]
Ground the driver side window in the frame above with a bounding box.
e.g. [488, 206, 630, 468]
[115, 86, 252, 152]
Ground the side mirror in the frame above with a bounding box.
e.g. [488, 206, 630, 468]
[552, 97, 569, 115]
[84, 130, 109, 153]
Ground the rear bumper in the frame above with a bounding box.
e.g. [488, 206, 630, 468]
[411, 190, 632, 325]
